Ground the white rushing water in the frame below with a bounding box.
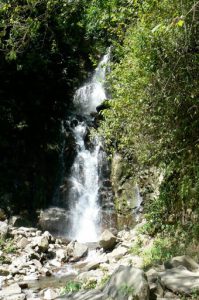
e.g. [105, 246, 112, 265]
[73, 51, 110, 114]
[68, 50, 110, 242]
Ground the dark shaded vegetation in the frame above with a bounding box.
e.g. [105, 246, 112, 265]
[0, 0, 102, 215]
[0, 0, 134, 216]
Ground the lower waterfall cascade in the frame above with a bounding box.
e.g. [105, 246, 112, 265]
[66, 50, 111, 242]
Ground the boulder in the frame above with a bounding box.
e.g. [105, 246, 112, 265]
[73, 242, 88, 260]
[159, 266, 199, 294]
[32, 236, 49, 252]
[99, 230, 117, 251]
[0, 283, 21, 296]
[56, 249, 68, 262]
[103, 265, 149, 300]
[38, 207, 70, 236]
[67, 241, 88, 261]
[147, 268, 164, 299]
[0, 221, 8, 238]
[165, 255, 199, 272]
[18, 237, 30, 249]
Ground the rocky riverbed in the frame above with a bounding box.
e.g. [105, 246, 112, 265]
[1, 219, 199, 300]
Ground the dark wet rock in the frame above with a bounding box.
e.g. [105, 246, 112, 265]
[9, 215, 32, 227]
[38, 207, 69, 236]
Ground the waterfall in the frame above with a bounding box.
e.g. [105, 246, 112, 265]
[73, 52, 110, 114]
[67, 50, 110, 242]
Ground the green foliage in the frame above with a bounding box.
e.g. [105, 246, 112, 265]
[82, 279, 97, 290]
[84, 0, 139, 43]
[99, 273, 111, 287]
[142, 237, 176, 267]
[118, 283, 134, 296]
[60, 281, 82, 294]
[99, 0, 199, 234]
[0, 238, 16, 254]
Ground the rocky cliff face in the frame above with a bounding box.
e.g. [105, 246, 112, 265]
[111, 152, 163, 230]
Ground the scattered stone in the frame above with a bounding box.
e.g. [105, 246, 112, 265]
[18, 237, 30, 249]
[99, 229, 117, 251]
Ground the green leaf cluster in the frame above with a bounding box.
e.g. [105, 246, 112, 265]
[99, 0, 199, 230]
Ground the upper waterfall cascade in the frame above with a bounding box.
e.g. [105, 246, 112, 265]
[73, 51, 110, 114]
[67, 51, 110, 242]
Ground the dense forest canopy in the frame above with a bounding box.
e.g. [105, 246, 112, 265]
[0, 0, 198, 246]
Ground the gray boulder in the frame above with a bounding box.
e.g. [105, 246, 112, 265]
[56, 249, 68, 262]
[159, 266, 199, 294]
[32, 236, 49, 252]
[67, 241, 88, 261]
[103, 265, 149, 300]
[99, 230, 117, 251]
[0, 283, 21, 297]
[18, 237, 30, 249]
[165, 255, 199, 272]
